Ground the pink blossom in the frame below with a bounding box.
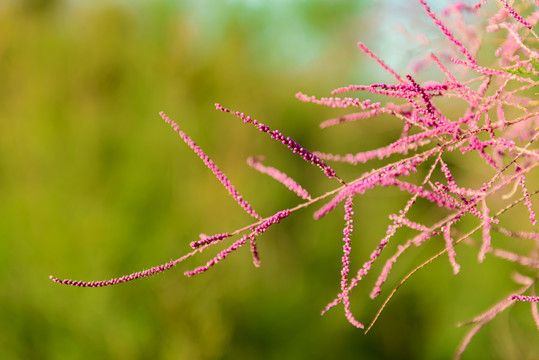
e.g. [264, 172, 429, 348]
[500, 0, 532, 29]
[184, 209, 291, 276]
[216, 104, 345, 184]
[160, 111, 261, 220]
[478, 201, 491, 263]
[356, 41, 405, 83]
[419, 0, 477, 65]
[511, 295, 539, 302]
[517, 173, 537, 225]
[443, 222, 460, 274]
[295, 92, 379, 110]
[247, 157, 311, 200]
[190, 232, 231, 249]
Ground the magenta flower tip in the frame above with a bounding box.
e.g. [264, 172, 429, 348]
[218, 104, 342, 182]
[511, 295, 539, 302]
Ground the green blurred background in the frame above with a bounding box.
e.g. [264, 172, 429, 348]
[0, 0, 538, 359]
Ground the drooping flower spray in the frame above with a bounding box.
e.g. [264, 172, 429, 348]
[51, 0, 538, 356]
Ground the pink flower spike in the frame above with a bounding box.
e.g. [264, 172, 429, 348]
[338, 196, 364, 329]
[50, 247, 200, 287]
[405, 74, 439, 118]
[442, 2, 472, 16]
[500, 0, 533, 29]
[370, 241, 412, 299]
[314, 138, 433, 165]
[443, 223, 460, 274]
[532, 288, 539, 330]
[389, 214, 429, 232]
[478, 201, 491, 263]
[487, 246, 539, 268]
[319, 109, 385, 129]
[185, 236, 249, 276]
[190, 232, 231, 249]
[496, 103, 506, 130]
[517, 174, 537, 225]
[314, 172, 383, 220]
[295, 92, 380, 111]
[323, 219, 403, 316]
[314, 154, 433, 220]
[429, 53, 461, 86]
[249, 236, 261, 267]
[340, 196, 354, 292]
[357, 42, 405, 83]
[472, 0, 489, 11]
[160, 111, 261, 221]
[343, 291, 364, 329]
[184, 209, 291, 276]
[419, 0, 477, 65]
[247, 156, 311, 200]
[216, 104, 346, 184]
[456, 286, 529, 359]
[511, 295, 539, 302]
[382, 178, 458, 210]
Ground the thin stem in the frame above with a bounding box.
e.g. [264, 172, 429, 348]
[365, 190, 539, 334]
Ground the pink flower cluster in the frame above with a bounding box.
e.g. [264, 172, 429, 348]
[184, 209, 291, 276]
[160, 111, 261, 221]
[247, 156, 311, 200]
[215, 103, 345, 184]
[50, 0, 538, 356]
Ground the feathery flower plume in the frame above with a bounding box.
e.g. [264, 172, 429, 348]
[389, 214, 429, 232]
[51, 0, 539, 354]
[319, 103, 412, 129]
[500, 0, 533, 29]
[50, 249, 200, 287]
[319, 109, 386, 129]
[478, 200, 491, 263]
[314, 138, 433, 165]
[472, 0, 488, 11]
[405, 74, 440, 120]
[356, 41, 405, 83]
[527, 287, 539, 330]
[190, 232, 231, 249]
[340, 196, 354, 293]
[370, 240, 414, 299]
[160, 111, 261, 220]
[531, 288, 539, 330]
[511, 295, 539, 302]
[486, 246, 539, 268]
[419, 0, 477, 65]
[249, 236, 261, 267]
[337, 196, 364, 328]
[184, 209, 291, 276]
[443, 222, 460, 274]
[442, 1, 472, 16]
[455, 284, 533, 359]
[493, 226, 539, 241]
[517, 173, 538, 225]
[314, 153, 435, 220]
[295, 92, 379, 110]
[215, 104, 345, 184]
[247, 156, 311, 200]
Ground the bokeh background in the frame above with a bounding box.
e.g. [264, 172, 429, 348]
[0, 0, 537, 359]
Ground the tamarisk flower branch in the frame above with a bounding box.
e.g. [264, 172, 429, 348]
[51, 0, 538, 356]
[247, 156, 312, 200]
[215, 103, 346, 185]
[160, 111, 262, 221]
[511, 295, 539, 302]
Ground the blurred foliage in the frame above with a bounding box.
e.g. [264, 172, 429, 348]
[0, 1, 537, 359]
